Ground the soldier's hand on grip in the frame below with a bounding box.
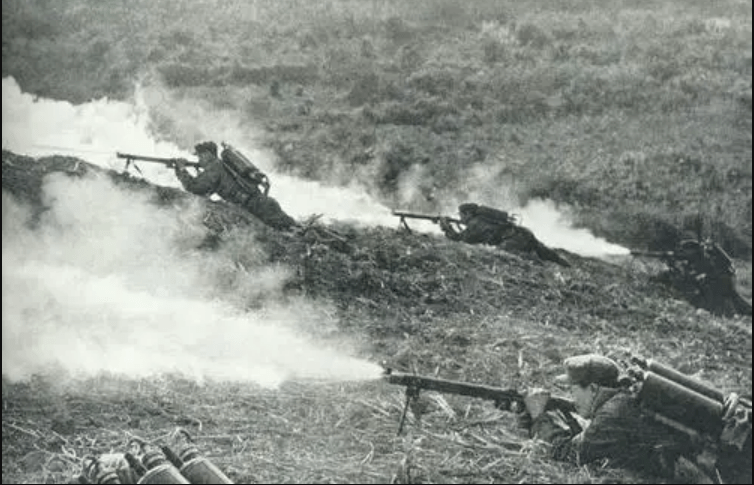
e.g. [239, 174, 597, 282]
[438, 217, 453, 233]
[524, 388, 551, 420]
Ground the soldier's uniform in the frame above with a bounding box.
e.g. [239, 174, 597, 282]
[175, 142, 297, 231]
[441, 203, 570, 267]
[671, 240, 751, 317]
[531, 355, 692, 480]
[530, 354, 750, 484]
[441, 206, 511, 245]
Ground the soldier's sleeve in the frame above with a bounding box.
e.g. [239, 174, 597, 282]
[576, 395, 685, 479]
[529, 409, 582, 463]
[458, 220, 490, 244]
[175, 164, 220, 196]
[443, 226, 463, 241]
[574, 401, 639, 464]
[440, 218, 463, 241]
[536, 403, 636, 467]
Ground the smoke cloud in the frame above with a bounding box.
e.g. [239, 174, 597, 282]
[3, 75, 628, 258]
[1, 172, 381, 385]
[1, 73, 631, 385]
[399, 160, 630, 258]
[132, 81, 399, 226]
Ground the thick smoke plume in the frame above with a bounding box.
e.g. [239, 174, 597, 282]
[403, 160, 630, 258]
[1, 172, 381, 385]
[1, 73, 629, 385]
[3, 75, 629, 258]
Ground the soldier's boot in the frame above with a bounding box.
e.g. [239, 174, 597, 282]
[246, 195, 298, 231]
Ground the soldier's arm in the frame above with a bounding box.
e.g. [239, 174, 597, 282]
[175, 163, 221, 196]
[456, 220, 490, 244]
[574, 396, 689, 479]
[530, 410, 580, 442]
[439, 218, 464, 241]
[532, 403, 635, 466]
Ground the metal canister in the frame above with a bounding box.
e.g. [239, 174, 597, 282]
[639, 371, 724, 436]
[177, 445, 234, 484]
[92, 471, 121, 485]
[644, 359, 725, 402]
[137, 449, 190, 484]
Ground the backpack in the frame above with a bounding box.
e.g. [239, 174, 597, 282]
[475, 204, 514, 226]
[219, 142, 270, 196]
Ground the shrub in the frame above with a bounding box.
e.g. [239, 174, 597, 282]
[482, 38, 507, 64]
[407, 69, 457, 97]
[515, 22, 552, 49]
[385, 16, 415, 44]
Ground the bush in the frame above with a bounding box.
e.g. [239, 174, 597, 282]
[482, 38, 507, 64]
[407, 69, 457, 97]
[158, 64, 216, 88]
[385, 16, 415, 44]
[515, 22, 552, 49]
[346, 72, 380, 107]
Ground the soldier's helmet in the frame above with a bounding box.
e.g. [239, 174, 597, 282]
[194, 141, 218, 158]
[556, 354, 621, 388]
[459, 203, 479, 216]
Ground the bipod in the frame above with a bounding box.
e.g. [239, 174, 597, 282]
[397, 384, 421, 436]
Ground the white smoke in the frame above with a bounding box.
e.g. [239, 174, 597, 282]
[422, 161, 630, 258]
[2, 74, 628, 258]
[1, 172, 382, 385]
[2, 76, 397, 227]
[516, 199, 629, 257]
[122, 81, 398, 226]
[2, 77, 187, 188]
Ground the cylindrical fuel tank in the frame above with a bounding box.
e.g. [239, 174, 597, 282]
[220, 144, 265, 181]
[137, 449, 190, 484]
[644, 359, 725, 402]
[177, 446, 234, 484]
[639, 371, 724, 436]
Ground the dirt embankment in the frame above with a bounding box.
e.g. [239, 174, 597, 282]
[3, 150, 750, 347]
[2, 151, 751, 485]
[0, 152, 698, 331]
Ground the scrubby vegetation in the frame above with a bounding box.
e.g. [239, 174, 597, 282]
[2, 1, 752, 483]
[3, 0, 752, 256]
[2, 150, 751, 484]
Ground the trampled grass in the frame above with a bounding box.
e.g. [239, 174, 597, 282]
[2, 1, 752, 483]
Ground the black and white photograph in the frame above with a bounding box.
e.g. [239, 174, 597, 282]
[2, 1, 751, 483]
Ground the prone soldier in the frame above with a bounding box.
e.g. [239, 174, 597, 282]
[439, 202, 571, 267]
[524, 354, 751, 484]
[173, 141, 298, 231]
[633, 238, 751, 317]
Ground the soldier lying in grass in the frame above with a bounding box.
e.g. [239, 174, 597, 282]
[524, 354, 751, 484]
[439, 203, 571, 267]
[174, 141, 298, 231]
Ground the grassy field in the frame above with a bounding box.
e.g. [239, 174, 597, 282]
[2, 153, 752, 484]
[2, 0, 752, 255]
[2, 1, 752, 484]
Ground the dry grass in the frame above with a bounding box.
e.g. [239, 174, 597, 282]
[5, 313, 716, 484]
[2, 0, 752, 255]
[2, 1, 752, 482]
[2, 153, 751, 483]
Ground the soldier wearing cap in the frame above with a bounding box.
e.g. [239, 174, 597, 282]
[174, 141, 297, 231]
[438, 203, 570, 267]
[523, 354, 712, 483]
[439, 203, 506, 245]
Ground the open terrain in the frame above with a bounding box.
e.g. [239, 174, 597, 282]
[2, 1, 752, 483]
